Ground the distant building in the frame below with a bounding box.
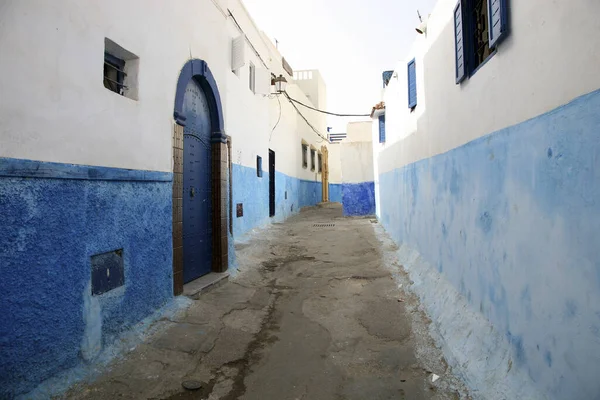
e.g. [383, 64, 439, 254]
[372, 0, 600, 399]
[339, 122, 375, 216]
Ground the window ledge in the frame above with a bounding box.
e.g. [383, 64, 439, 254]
[467, 50, 498, 80]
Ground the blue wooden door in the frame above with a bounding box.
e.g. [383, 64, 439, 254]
[182, 78, 212, 283]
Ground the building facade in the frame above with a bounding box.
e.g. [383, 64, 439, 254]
[336, 122, 376, 216]
[0, 0, 336, 397]
[373, 0, 600, 398]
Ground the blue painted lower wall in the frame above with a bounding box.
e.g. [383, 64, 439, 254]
[0, 162, 172, 398]
[231, 164, 322, 238]
[329, 183, 342, 203]
[378, 89, 600, 399]
[342, 182, 376, 216]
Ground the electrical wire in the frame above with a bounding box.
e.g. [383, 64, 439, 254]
[269, 95, 282, 143]
[283, 92, 326, 143]
[286, 95, 371, 117]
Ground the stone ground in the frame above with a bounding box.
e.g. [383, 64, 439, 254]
[63, 204, 470, 400]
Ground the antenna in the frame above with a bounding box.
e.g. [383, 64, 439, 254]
[275, 38, 279, 49]
[417, 10, 423, 22]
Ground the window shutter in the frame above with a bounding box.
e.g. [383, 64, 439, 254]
[407, 59, 417, 108]
[255, 68, 271, 95]
[454, 1, 466, 84]
[231, 35, 246, 71]
[378, 115, 386, 143]
[488, 0, 508, 48]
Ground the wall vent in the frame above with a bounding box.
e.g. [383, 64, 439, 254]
[91, 249, 124, 295]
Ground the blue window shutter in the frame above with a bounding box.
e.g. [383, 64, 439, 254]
[407, 59, 417, 108]
[378, 115, 386, 143]
[454, 1, 466, 84]
[488, 0, 508, 48]
[382, 70, 393, 88]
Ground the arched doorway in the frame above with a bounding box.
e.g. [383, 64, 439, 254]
[182, 79, 212, 282]
[172, 59, 228, 295]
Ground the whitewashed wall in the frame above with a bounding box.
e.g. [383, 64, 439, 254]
[344, 121, 372, 143]
[374, 1, 600, 398]
[339, 121, 373, 184]
[378, 0, 600, 174]
[0, 0, 232, 172]
[371, 119, 381, 217]
[327, 143, 342, 184]
[340, 142, 374, 184]
[0, 0, 329, 184]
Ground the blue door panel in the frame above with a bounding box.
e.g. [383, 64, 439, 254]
[182, 78, 212, 283]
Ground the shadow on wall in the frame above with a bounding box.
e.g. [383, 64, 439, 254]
[377, 89, 600, 399]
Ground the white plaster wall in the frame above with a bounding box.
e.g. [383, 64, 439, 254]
[0, 0, 328, 183]
[340, 142, 374, 184]
[344, 121, 373, 143]
[327, 143, 342, 184]
[378, 0, 600, 174]
[294, 70, 327, 109]
[0, 0, 231, 172]
[371, 119, 381, 217]
[231, 24, 326, 182]
[223, 12, 270, 174]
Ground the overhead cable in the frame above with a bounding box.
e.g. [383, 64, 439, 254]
[285, 95, 371, 117]
[283, 92, 327, 142]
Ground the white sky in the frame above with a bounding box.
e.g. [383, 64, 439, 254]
[242, 0, 438, 132]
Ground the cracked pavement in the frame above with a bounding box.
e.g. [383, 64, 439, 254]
[64, 204, 469, 399]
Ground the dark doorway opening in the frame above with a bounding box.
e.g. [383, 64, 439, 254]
[269, 149, 275, 217]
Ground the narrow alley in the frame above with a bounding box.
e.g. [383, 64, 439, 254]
[65, 205, 467, 400]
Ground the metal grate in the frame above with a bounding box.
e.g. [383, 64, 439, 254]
[313, 223, 335, 227]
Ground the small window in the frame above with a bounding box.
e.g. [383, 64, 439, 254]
[318, 153, 322, 173]
[310, 149, 316, 171]
[455, 0, 508, 83]
[249, 62, 256, 93]
[378, 115, 386, 143]
[470, 0, 492, 71]
[302, 144, 308, 169]
[407, 59, 417, 109]
[256, 156, 263, 177]
[103, 38, 139, 100]
[104, 53, 126, 95]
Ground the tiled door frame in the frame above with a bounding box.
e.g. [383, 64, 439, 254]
[172, 59, 228, 295]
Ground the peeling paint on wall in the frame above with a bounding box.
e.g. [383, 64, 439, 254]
[378, 89, 600, 399]
[0, 164, 172, 398]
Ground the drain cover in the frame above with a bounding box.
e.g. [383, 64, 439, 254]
[182, 380, 203, 390]
[313, 223, 335, 227]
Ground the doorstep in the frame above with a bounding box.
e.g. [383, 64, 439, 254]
[182, 272, 230, 299]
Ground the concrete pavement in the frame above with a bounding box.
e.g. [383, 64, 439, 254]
[65, 204, 469, 399]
